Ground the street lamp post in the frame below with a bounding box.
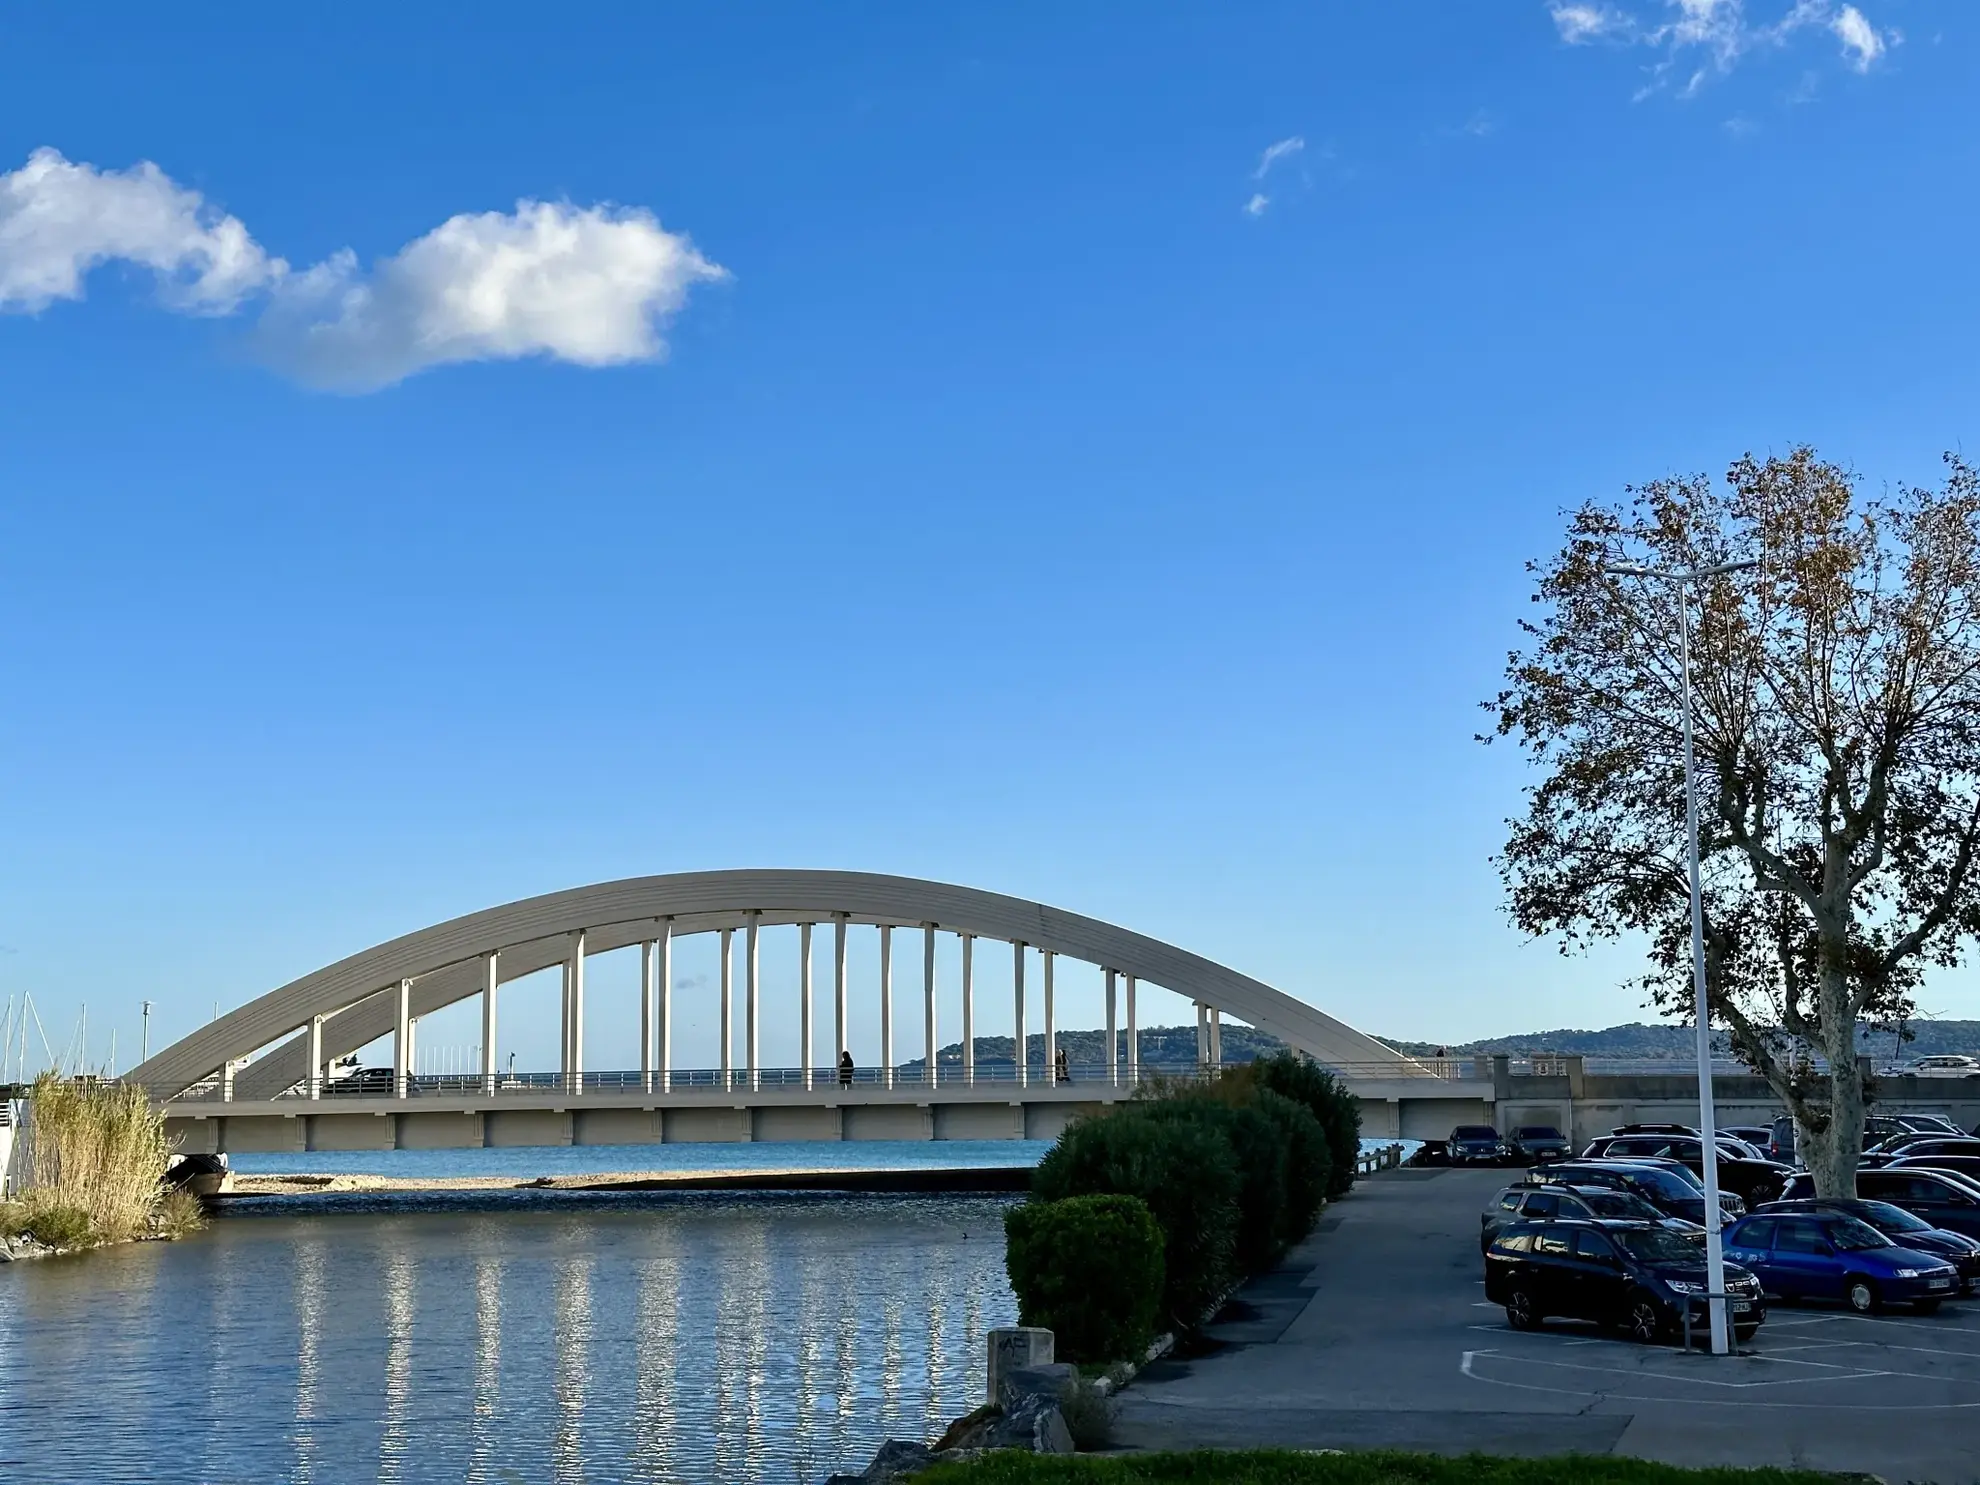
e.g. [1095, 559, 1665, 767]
[1605, 556, 1757, 1357]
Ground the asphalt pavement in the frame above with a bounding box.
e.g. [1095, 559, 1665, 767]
[1112, 1165, 1980, 1481]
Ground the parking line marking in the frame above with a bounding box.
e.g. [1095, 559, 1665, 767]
[1458, 1350, 1980, 1409]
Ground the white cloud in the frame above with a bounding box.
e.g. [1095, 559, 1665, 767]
[1243, 193, 1271, 218]
[1550, 0, 1894, 93]
[1550, 3, 1635, 42]
[0, 148, 281, 313]
[258, 200, 727, 391]
[1831, 5, 1886, 68]
[0, 147, 726, 392]
[1253, 137, 1305, 179]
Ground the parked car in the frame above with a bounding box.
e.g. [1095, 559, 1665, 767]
[1609, 1122, 1698, 1137]
[1722, 1125, 1776, 1149]
[1508, 1125, 1573, 1164]
[1882, 1055, 1980, 1079]
[1403, 1139, 1450, 1168]
[1778, 1168, 1980, 1241]
[1484, 1218, 1766, 1343]
[1448, 1124, 1516, 1166]
[1754, 1198, 1980, 1293]
[1890, 1155, 1980, 1190]
[1862, 1137, 1980, 1168]
[1579, 1133, 1792, 1206]
[1481, 1182, 1697, 1252]
[1768, 1113, 1959, 1165]
[1722, 1210, 1961, 1313]
[1531, 1160, 1742, 1226]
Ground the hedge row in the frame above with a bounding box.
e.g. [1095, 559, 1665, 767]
[1005, 1053, 1362, 1360]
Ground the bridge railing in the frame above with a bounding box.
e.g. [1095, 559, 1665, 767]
[160, 1056, 1464, 1103]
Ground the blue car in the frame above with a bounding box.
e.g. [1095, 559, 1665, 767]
[1723, 1210, 1962, 1314]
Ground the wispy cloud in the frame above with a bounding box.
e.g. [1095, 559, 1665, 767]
[1453, 109, 1498, 137]
[1548, 0, 1897, 96]
[1244, 136, 1309, 219]
[0, 147, 727, 392]
[1253, 136, 1306, 180]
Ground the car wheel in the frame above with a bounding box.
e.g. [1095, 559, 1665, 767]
[1505, 1287, 1541, 1331]
[1627, 1294, 1665, 1344]
[1914, 1298, 1942, 1316]
[1845, 1276, 1881, 1315]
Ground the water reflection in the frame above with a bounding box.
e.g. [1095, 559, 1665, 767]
[0, 1193, 1015, 1485]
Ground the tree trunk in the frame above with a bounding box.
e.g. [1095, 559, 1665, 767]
[1804, 952, 1866, 1197]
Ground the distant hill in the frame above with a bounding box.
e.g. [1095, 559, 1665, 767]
[897, 1022, 1286, 1071]
[892, 1018, 1980, 1073]
[1376, 1021, 1980, 1061]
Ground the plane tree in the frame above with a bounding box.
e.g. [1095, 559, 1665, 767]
[1490, 447, 1980, 1196]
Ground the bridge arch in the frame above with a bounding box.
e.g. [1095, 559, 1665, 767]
[129, 869, 1411, 1101]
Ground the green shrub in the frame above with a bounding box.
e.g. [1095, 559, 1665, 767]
[1250, 1050, 1362, 1199]
[154, 1187, 207, 1240]
[22, 1201, 93, 1249]
[1140, 1097, 1290, 1274]
[1006, 1194, 1165, 1363]
[1032, 1108, 1239, 1330]
[1247, 1088, 1328, 1243]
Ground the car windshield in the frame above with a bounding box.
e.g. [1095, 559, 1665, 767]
[1618, 1228, 1704, 1264]
[1852, 1200, 1934, 1233]
[1580, 1190, 1656, 1219]
[1454, 1127, 1498, 1139]
[1517, 1127, 1561, 1140]
[1622, 1162, 1704, 1195]
[1827, 1216, 1893, 1251]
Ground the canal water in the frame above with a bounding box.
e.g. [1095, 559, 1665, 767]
[0, 1186, 1020, 1484]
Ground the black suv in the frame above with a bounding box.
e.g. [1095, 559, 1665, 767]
[1481, 1182, 1693, 1252]
[1485, 1218, 1766, 1343]
[1579, 1132, 1793, 1205]
[1509, 1126, 1573, 1164]
[1779, 1167, 1980, 1240]
[1448, 1124, 1514, 1166]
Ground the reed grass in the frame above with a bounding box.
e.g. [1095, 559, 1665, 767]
[12, 1073, 189, 1247]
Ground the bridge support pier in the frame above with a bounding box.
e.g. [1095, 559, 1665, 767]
[640, 938, 656, 1094]
[307, 1015, 323, 1100]
[1209, 1007, 1222, 1070]
[394, 978, 411, 1099]
[1013, 942, 1027, 1088]
[746, 911, 761, 1092]
[1126, 975, 1138, 1081]
[800, 922, 814, 1090]
[924, 924, 938, 1090]
[481, 951, 499, 1096]
[961, 933, 975, 1086]
[719, 927, 734, 1091]
[658, 920, 672, 1093]
[879, 925, 894, 1089]
[1104, 970, 1117, 1087]
[833, 915, 849, 1071]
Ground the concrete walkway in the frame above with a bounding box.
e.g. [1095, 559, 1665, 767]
[1113, 1166, 1980, 1481]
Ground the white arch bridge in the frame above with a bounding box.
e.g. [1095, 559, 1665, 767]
[132, 870, 1494, 1155]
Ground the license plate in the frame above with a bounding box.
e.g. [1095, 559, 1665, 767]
[1929, 1278, 1953, 1290]
[1731, 1299, 1753, 1313]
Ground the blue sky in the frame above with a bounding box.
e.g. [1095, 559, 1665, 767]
[2, 2, 1976, 1076]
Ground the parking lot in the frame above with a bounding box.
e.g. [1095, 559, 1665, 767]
[1114, 1167, 1980, 1480]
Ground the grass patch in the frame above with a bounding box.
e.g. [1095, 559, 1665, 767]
[153, 1187, 207, 1240]
[11, 1074, 182, 1249]
[914, 1451, 1842, 1485]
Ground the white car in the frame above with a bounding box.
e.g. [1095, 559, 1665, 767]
[1887, 1055, 1980, 1079]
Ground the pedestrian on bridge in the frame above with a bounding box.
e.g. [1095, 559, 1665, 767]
[838, 1050, 854, 1089]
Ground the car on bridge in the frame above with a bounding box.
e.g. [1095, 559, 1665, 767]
[1722, 1210, 1962, 1314]
[1578, 1132, 1793, 1206]
[1484, 1217, 1766, 1344]
[1881, 1054, 1980, 1079]
[1447, 1124, 1516, 1167]
[1481, 1182, 1697, 1252]
[1752, 1197, 1980, 1293]
[1778, 1168, 1980, 1241]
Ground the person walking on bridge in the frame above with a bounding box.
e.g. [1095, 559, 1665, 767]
[838, 1050, 854, 1089]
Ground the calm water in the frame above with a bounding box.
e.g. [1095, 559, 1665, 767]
[0, 1190, 1019, 1485]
